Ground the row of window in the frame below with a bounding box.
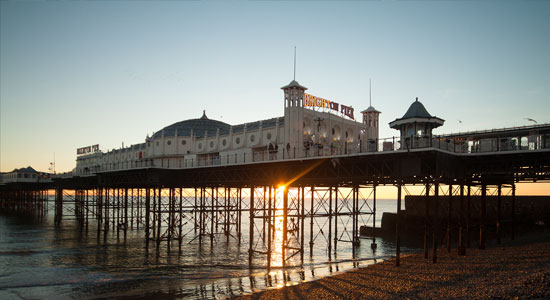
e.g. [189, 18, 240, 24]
[154, 132, 274, 150]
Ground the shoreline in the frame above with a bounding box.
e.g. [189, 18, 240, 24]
[236, 232, 550, 299]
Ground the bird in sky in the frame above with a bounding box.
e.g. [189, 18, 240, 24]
[524, 118, 538, 124]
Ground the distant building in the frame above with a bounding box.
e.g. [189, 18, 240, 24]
[1, 166, 52, 183]
[75, 80, 380, 175]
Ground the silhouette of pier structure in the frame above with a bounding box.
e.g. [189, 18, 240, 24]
[1, 124, 549, 268]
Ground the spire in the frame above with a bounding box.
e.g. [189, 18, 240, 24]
[369, 78, 372, 107]
[293, 46, 297, 81]
[200, 110, 208, 120]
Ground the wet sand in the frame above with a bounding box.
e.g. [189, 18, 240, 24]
[237, 234, 550, 300]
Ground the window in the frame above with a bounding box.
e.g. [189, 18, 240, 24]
[198, 143, 202, 150]
[167, 140, 171, 145]
[236, 137, 241, 144]
[222, 139, 227, 146]
[210, 141, 214, 148]
[250, 135, 255, 142]
[266, 132, 272, 140]
[332, 128, 335, 135]
[156, 141, 159, 146]
[182, 140, 186, 145]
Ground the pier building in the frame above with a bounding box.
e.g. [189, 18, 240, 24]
[75, 80, 380, 176]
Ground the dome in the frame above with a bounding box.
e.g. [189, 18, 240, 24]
[401, 98, 433, 119]
[389, 97, 445, 129]
[152, 110, 231, 138]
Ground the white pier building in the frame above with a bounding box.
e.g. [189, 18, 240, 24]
[75, 80, 380, 175]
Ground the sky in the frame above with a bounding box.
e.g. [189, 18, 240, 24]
[1, 1, 549, 175]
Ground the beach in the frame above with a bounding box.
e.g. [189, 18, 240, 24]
[237, 233, 550, 300]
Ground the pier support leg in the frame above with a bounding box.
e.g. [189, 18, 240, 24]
[124, 188, 128, 241]
[309, 186, 314, 258]
[497, 184, 502, 244]
[447, 184, 452, 253]
[467, 185, 471, 248]
[249, 186, 255, 267]
[54, 188, 63, 226]
[300, 186, 305, 263]
[432, 182, 439, 264]
[424, 183, 430, 259]
[145, 188, 150, 251]
[267, 186, 272, 271]
[283, 186, 289, 268]
[396, 183, 402, 267]
[328, 187, 333, 261]
[511, 184, 516, 240]
[179, 187, 183, 252]
[479, 184, 487, 250]
[371, 185, 377, 250]
[458, 185, 465, 255]
[97, 188, 103, 241]
[334, 187, 339, 253]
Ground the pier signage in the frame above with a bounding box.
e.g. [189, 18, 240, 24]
[304, 93, 354, 120]
[77, 144, 100, 155]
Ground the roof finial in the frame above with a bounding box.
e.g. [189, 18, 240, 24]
[201, 110, 208, 120]
[293, 46, 296, 81]
[416, 97, 419, 102]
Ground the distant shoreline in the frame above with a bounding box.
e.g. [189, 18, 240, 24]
[237, 232, 550, 299]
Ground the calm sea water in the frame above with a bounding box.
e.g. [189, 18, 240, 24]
[0, 198, 417, 299]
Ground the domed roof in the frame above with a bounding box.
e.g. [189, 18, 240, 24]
[401, 98, 433, 119]
[152, 110, 231, 138]
[389, 97, 445, 130]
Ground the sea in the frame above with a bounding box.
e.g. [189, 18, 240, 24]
[0, 198, 419, 299]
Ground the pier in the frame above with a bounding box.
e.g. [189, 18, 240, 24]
[1, 124, 549, 269]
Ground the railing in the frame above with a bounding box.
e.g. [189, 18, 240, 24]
[75, 127, 550, 174]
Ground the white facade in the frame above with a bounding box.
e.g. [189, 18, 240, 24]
[75, 81, 380, 176]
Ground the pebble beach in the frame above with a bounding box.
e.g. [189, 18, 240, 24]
[237, 234, 550, 300]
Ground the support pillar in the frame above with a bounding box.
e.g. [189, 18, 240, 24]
[479, 184, 487, 250]
[328, 186, 333, 261]
[458, 184, 465, 255]
[511, 183, 516, 240]
[145, 188, 150, 251]
[371, 184, 377, 250]
[432, 182, 439, 264]
[249, 186, 255, 267]
[283, 186, 289, 268]
[424, 183, 430, 259]
[267, 186, 272, 270]
[396, 183, 402, 267]
[497, 184, 502, 244]
[54, 188, 63, 226]
[447, 184, 452, 253]
[309, 186, 314, 258]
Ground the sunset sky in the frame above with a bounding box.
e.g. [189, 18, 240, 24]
[1, 1, 549, 193]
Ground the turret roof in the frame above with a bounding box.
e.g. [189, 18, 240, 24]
[281, 80, 307, 90]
